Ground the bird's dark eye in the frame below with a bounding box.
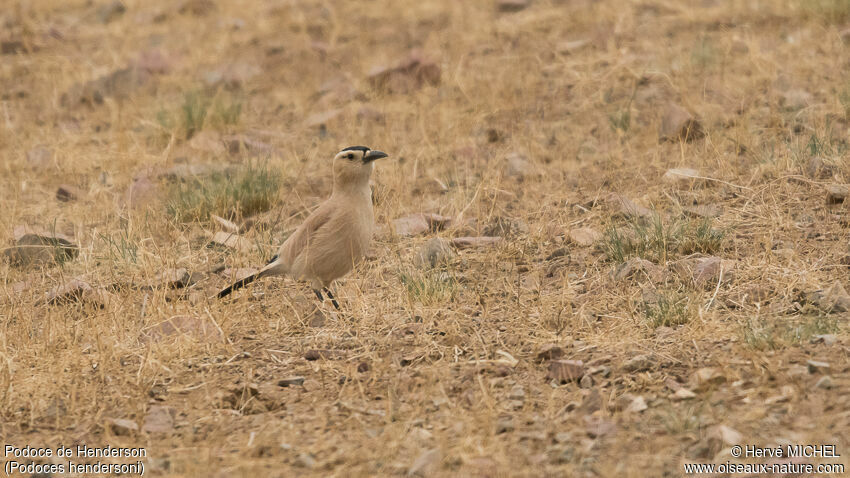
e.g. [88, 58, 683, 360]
[347, 153, 354, 160]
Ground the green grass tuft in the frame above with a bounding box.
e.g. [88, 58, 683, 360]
[643, 290, 693, 328]
[602, 215, 725, 263]
[165, 162, 280, 223]
[399, 269, 458, 305]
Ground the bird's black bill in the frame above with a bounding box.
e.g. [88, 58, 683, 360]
[362, 150, 388, 163]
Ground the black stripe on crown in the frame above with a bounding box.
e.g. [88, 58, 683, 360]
[341, 145, 370, 152]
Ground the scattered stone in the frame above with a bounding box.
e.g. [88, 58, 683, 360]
[62, 66, 150, 106]
[579, 374, 594, 388]
[604, 193, 653, 219]
[368, 50, 440, 94]
[673, 388, 697, 400]
[779, 89, 812, 111]
[1, 40, 31, 55]
[414, 237, 456, 268]
[140, 315, 224, 344]
[26, 147, 53, 169]
[97, 0, 126, 23]
[508, 385, 525, 401]
[495, 415, 514, 434]
[670, 255, 735, 288]
[45, 278, 112, 307]
[393, 214, 429, 237]
[278, 376, 305, 387]
[125, 175, 158, 209]
[568, 227, 601, 247]
[56, 184, 83, 202]
[535, 344, 564, 362]
[154, 268, 192, 289]
[709, 424, 742, 446]
[623, 354, 653, 373]
[584, 415, 616, 438]
[142, 405, 175, 434]
[806, 360, 830, 374]
[294, 453, 316, 469]
[451, 237, 503, 249]
[107, 418, 138, 435]
[408, 448, 441, 476]
[546, 360, 585, 383]
[188, 130, 225, 155]
[211, 214, 240, 234]
[497, 0, 530, 12]
[134, 49, 171, 75]
[210, 231, 253, 252]
[815, 376, 833, 389]
[660, 103, 703, 142]
[483, 216, 528, 238]
[841, 27, 850, 44]
[691, 367, 726, 389]
[811, 334, 837, 346]
[807, 281, 850, 312]
[825, 184, 849, 204]
[305, 108, 343, 129]
[356, 105, 385, 122]
[178, 0, 215, 16]
[222, 134, 274, 156]
[662, 168, 703, 188]
[304, 349, 345, 361]
[612, 258, 665, 283]
[683, 204, 722, 218]
[505, 152, 534, 179]
[4, 226, 79, 266]
[807, 157, 834, 179]
[203, 62, 261, 88]
[625, 395, 648, 413]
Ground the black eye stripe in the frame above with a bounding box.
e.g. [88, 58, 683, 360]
[347, 153, 354, 159]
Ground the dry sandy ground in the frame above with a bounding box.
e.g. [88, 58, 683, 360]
[1, 0, 850, 476]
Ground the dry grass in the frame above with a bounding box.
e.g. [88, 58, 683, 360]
[1, 0, 850, 476]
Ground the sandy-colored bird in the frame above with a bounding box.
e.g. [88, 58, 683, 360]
[217, 146, 388, 308]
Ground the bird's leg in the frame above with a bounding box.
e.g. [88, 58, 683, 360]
[313, 289, 324, 303]
[323, 287, 341, 310]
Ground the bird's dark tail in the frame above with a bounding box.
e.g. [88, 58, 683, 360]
[217, 273, 259, 298]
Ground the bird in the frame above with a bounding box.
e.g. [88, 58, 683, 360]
[216, 146, 389, 309]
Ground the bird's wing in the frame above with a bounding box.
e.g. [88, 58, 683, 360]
[276, 202, 335, 268]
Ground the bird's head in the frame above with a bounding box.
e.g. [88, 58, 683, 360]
[332, 146, 388, 190]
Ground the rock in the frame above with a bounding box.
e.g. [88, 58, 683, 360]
[673, 388, 697, 400]
[709, 424, 742, 446]
[483, 216, 528, 238]
[579, 374, 594, 388]
[662, 168, 703, 188]
[210, 231, 253, 252]
[408, 448, 441, 476]
[356, 105, 385, 122]
[211, 214, 240, 233]
[535, 344, 564, 362]
[660, 103, 703, 142]
[811, 334, 837, 346]
[154, 268, 192, 289]
[604, 193, 653, 219]
[451, 237, 502, 249]
[140, 315, 224, 344]
[305, 108, 343, 129]
[56, 184, 83, 202]
[815, 376, 834, 389]
[806, 360, 830, 374]
[691, 367, 726, 389]
[188, 130, 225, 155]
[26, 147, 53, 169]
[46, 278, 113, 307]
[546, 360, 585, 383]
[304, 349, 345, 361]
[203, 62, 261, 88]
[825, 184, 849, 204]
[841, 27, 850, 44]
[623, 354, 653, 373]
[497, 0, 530, 12]
[125, 175, 158, 209]
[134, 49, 171, 75]
[178, 0, 215, 16]
[368, 49, 440, 94]
[779, 89, 812, 111]
[807, 157, 834, 179]
[414, 237, 455, 268]
[505, 152, 534, 179]
[495, 415, 514, 434]
[393, 214, 429, 237]
[97, 0, 126, 23]
[142, 405, 175, 434]
[108, 418, 138, 435]
[278, 376, 305, 387]
[807, 281, 850, 312]
[222, 134, 274, 156]
[508, 385, 525, 401]
[583, 416, 616, 438]
[62, 66, 150, 106]
[4, 226, 79, 266]
[568, 227, 601, 246]
[683, 204, 722, 218]
[612, 258, 665, 282]
[294, 453, 316, 469]
[625, 395, 648, 413]
[670, 255, 735, 288]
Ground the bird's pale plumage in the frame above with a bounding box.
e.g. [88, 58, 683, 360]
[217, 146, 387, 305]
